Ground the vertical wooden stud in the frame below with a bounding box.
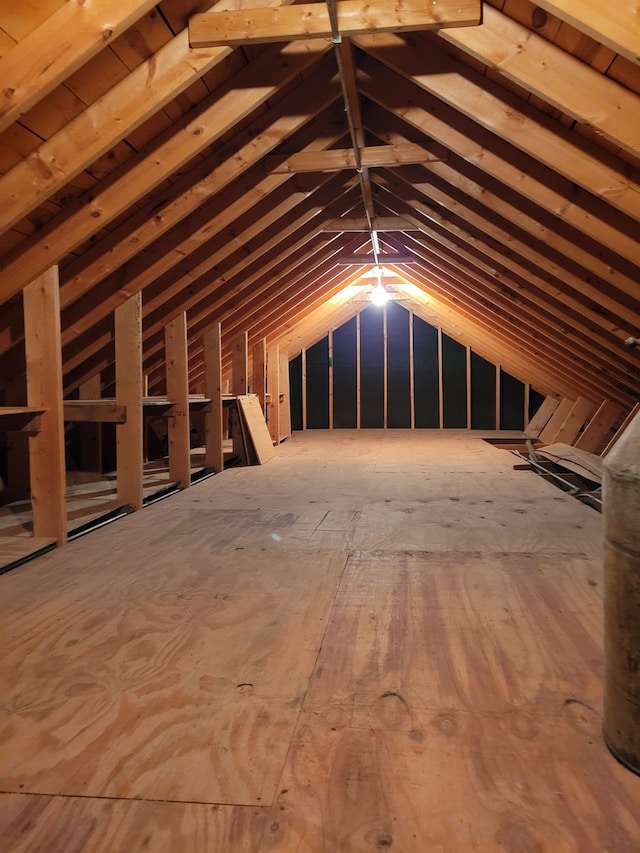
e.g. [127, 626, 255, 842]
[204, 324, 224, 474]
[409, 308, 415, 430]
[279, 349, 292, 441]
[232, 331, 249, 396]
[267, 343, 280, 444]
[252, 338, 267, 412]
[301, 347, 307, 431]
[437, 326, 444, 430]
[356, 312, 361, 430]
[495, 364, 501, 431]
[165, 313, 191, 489]
[466, 345, 472, 431]
[23, 266, 67, 543]
[328, 329, 334, 430]
[383, 303, 388, 429]
[115, 292, 143, 510]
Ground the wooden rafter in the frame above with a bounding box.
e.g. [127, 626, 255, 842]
[0, 0, 159, 134]
[533, 0, 640, 66]
[438, 5, 640, 157]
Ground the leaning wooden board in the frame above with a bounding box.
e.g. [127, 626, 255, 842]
[236, 394, 276, 464]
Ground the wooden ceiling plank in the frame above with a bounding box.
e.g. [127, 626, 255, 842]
[0, 38, 331, 305]
[267, 143, 444, 173]
[0, 0, 293, 238]
[439, 5, 640, 157]
[356, 51, 640, 265]
[356, 35, 640, 227]
[533, 0, 640, 66]
[188, 0, 482, 47]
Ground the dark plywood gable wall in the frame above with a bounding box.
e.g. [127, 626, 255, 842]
[289, 300, 539, 432]
[0, 0, 638, 435]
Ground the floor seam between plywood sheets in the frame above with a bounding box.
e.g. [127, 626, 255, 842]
[269, 552, 352, 807]
[0, 790, 273, 808]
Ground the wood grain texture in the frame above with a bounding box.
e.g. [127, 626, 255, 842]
[1, 432, 637, 851]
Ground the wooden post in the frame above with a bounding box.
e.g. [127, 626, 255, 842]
[356, 313, 361, 430]
[279, 349, 291, 441]
[252, 338, 267, 412]
[328, 329, 334, 430]
[267, 343, 280, 444]
[301, 347, 308, 431]
[165, 313, 191, 489]
[23, 266, 67, 544]
[409, 309, 415, 430]
[383, 304, 388, 429]
[204, 324, 224, 474]
[466, 346, 471, 430]
[79, 374, 102, 475]
[232, 331, 249, 396]
[437, 326, 444, 430]
[115, 292, 143, 510]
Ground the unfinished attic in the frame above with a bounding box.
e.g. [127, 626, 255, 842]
[1, 0, 640, 849]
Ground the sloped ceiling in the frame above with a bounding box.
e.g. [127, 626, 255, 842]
[0, 0, 638, 411]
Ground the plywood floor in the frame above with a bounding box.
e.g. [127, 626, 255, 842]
[1, 431, 638, 851]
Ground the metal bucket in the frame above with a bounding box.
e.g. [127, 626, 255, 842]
[603, 410, 640, 774]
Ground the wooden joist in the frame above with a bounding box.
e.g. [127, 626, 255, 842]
[189, 1, 482, 48]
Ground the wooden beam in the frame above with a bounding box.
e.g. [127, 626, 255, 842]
[0, 0, 310, 239]
[165, 313, 192, 490]
[279, 349, 292, 441]
[355, 38, 640, 261]
[189, 1, 482, 47]
[439, 4, 640, 157]
[0, 408, 44, 435]
[252, 339, 268, 413]
[23, 267, 67, 545]
[0, 0, 159, 134]
[115, 293, 143, 510]
[533, 0, 640, 66]
[323, 216, 419, 232]
[231, 332, 249, 397]
[0, 39, 331, 300]
[267, 143, 444, 173]
[64, 402, 126, 424]
[203, 324, 224, 475]
[267, 343, 281, 444]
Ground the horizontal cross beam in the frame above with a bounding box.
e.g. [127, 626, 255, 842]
[189, 1, 482, 47]
[267, 143, 445, 173]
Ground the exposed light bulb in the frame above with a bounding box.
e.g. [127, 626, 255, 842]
[370, 284, 389, 306]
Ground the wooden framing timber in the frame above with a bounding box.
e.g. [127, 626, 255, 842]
[0, 0, 159, 134]
[203, 324, 225, 475]
[533, 0, 640, 65]
[189, 1, 482, 48]
[267, 144, 445, 174]
[165, 313, 192, 490]
[115, 293, 144, 511]
[23, 267, 67, 545]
